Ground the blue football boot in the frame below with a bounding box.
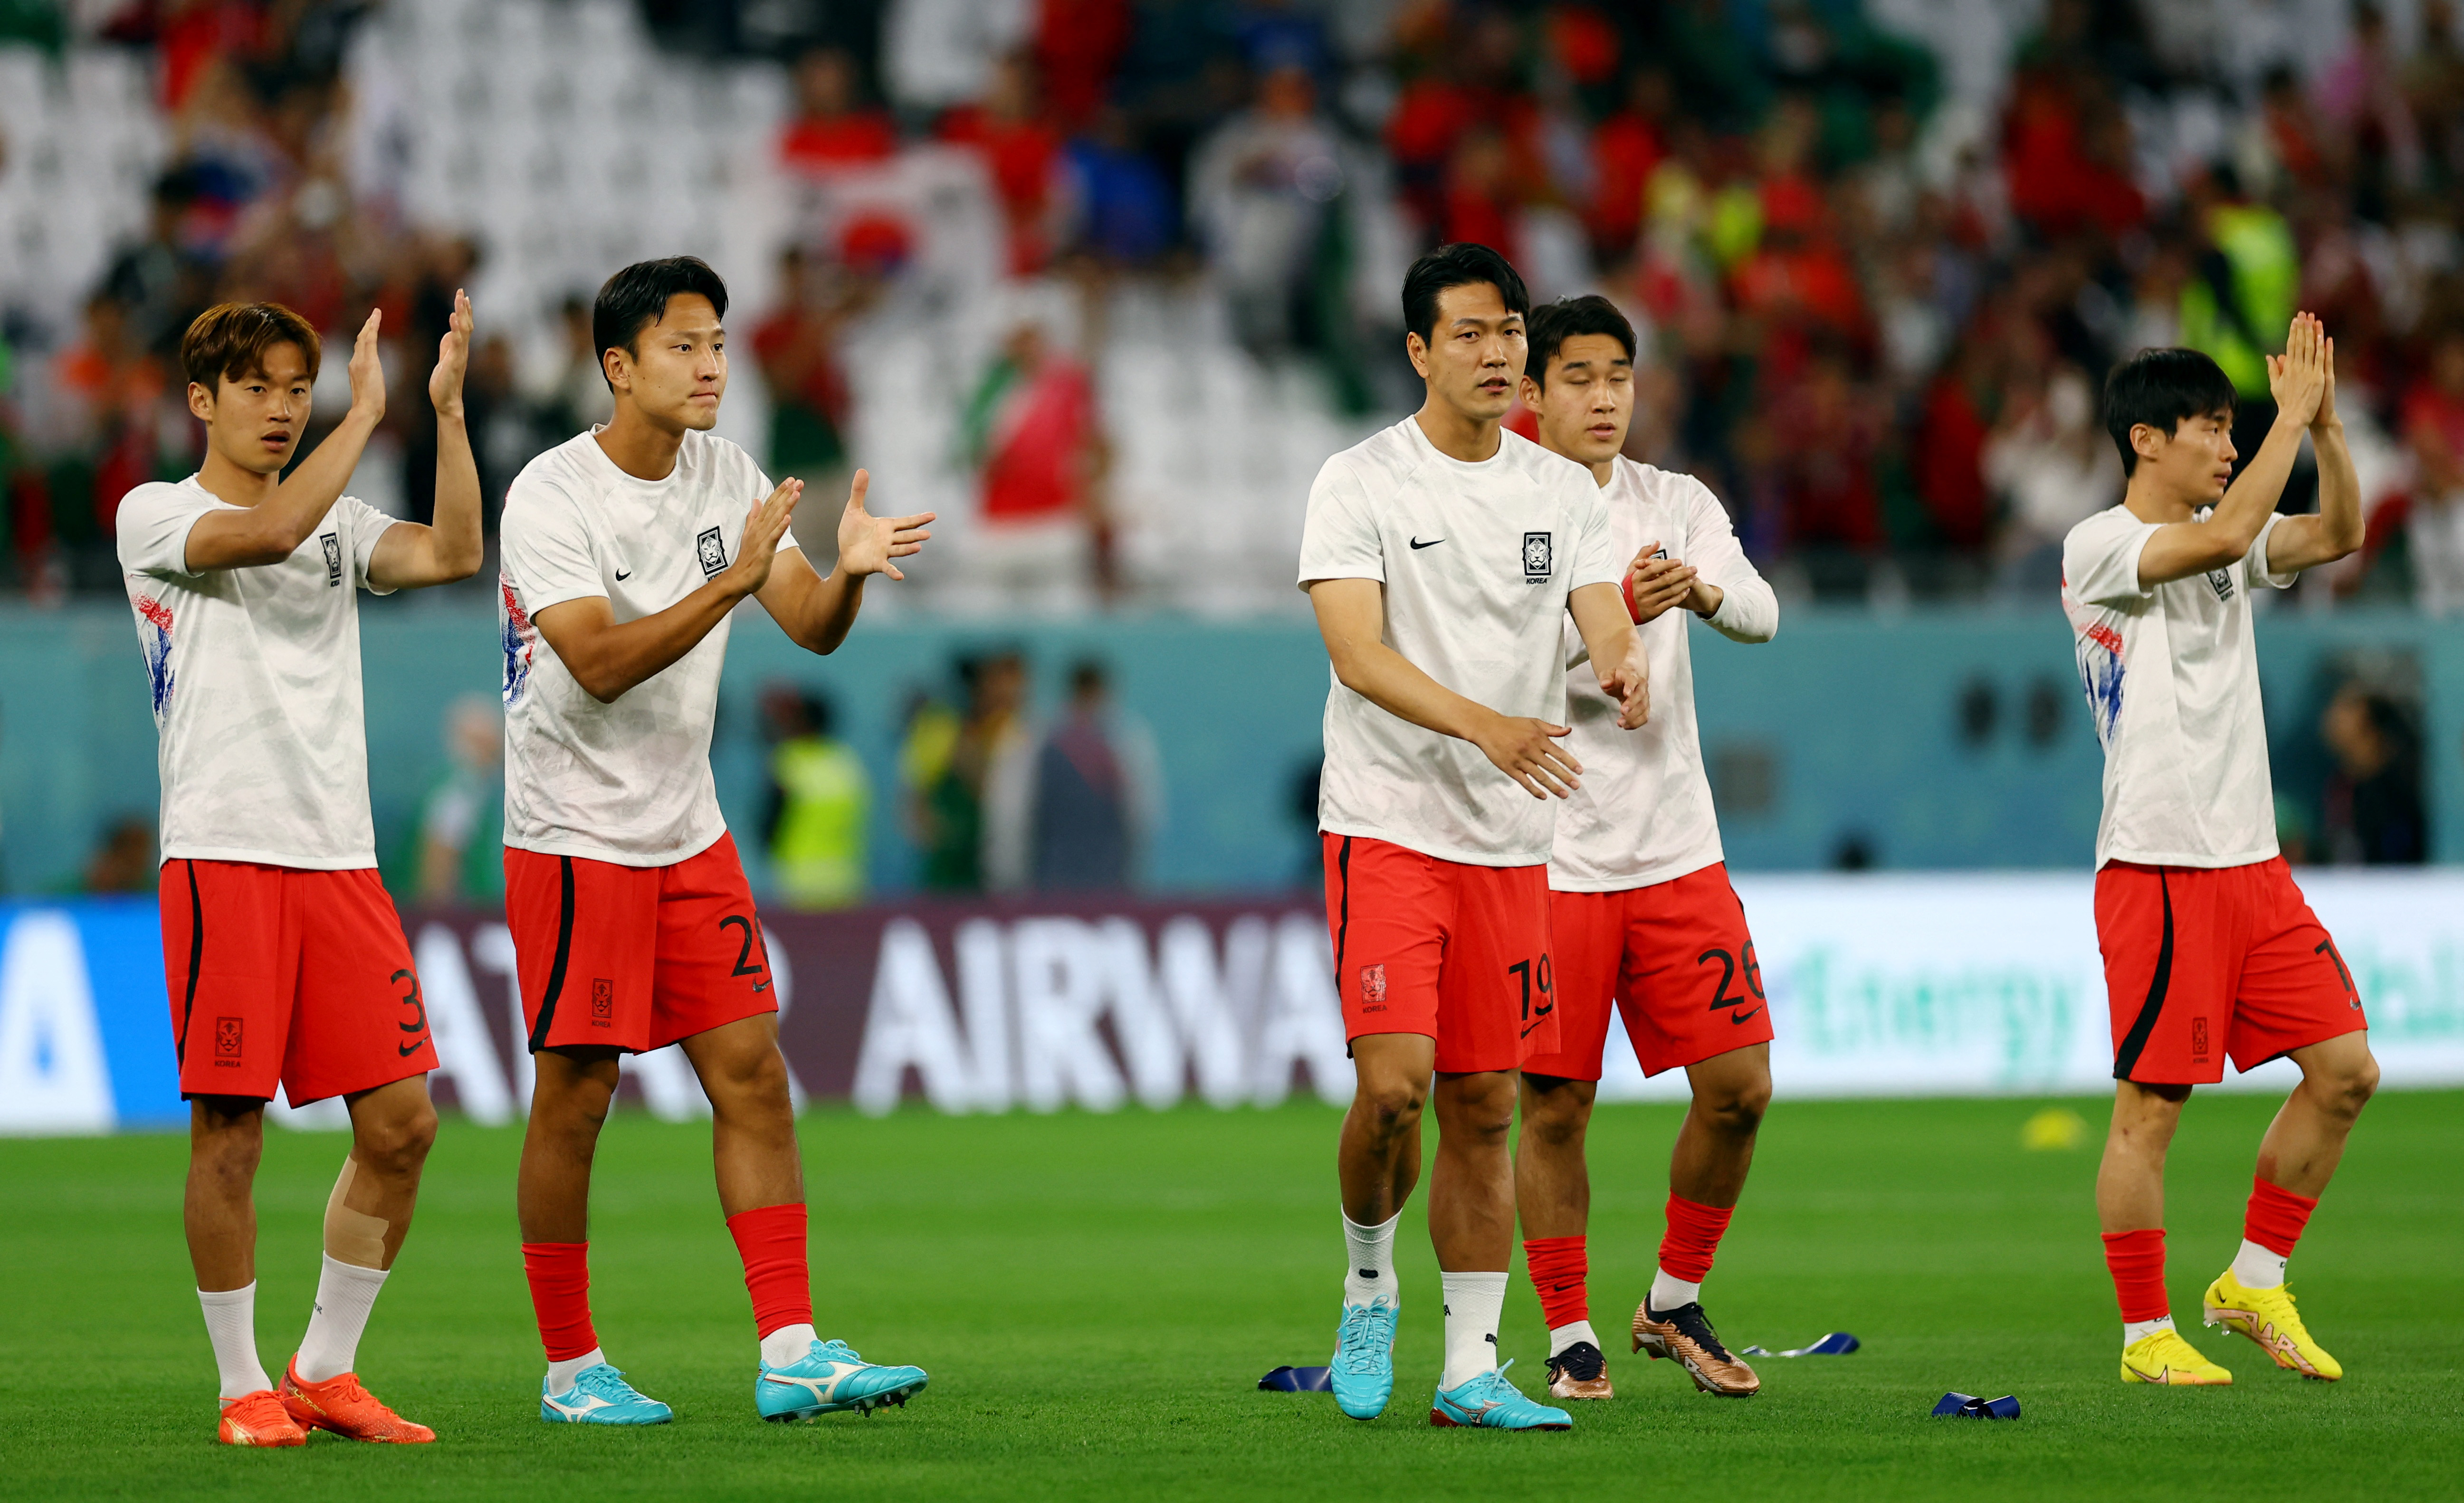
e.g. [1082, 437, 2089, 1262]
[1429, 1360, 1573, 1430]
[756, 1339, 928, 1422]
[1331, 1297, 1398, 1420]
[540, 1363, 673, 1425]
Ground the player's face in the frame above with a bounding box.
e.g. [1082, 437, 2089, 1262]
[2139, 408, 2235, 503]
[1407, 282, 1525, 424]
[190, 342, 313, 477]
[1523, 333, 1633, 466]
[608, 292, 727, 431]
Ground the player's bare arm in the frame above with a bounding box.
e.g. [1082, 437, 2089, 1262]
[1567, 580, 1649, 728]
[754, 468, 936, 655]
[2263, 327, 2366, 576]
[181, 310, 385, 570]
[2134, 313, 2330, 587]
[1308, 575, 1583, 799]
[533, 478, 801, 703]
[368, 289, 485, 590]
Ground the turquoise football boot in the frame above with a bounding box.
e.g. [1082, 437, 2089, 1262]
[540, 1363, 673, 1425]
[756, 1339, 929, 1422]
[1331, 1297, 1399, 1420]
[1429, 1360, 1573, 1430]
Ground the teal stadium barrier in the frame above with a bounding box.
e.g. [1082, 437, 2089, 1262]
[2, 602, 2460, 895]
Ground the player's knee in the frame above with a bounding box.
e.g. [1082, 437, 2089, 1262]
[357, 1101, 438, 1177]
[1521, 1084, 1591, 1147]
[1352, 1077, 1425, 1139]
[1709, 1079, 1770, 1139]
[2324, 1052, 2378, 1116]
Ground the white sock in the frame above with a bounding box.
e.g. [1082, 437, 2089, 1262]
[197, 1284, 272, 1400]
[1439, 1271, 1508, 1389]
[1648, 1268, 1702, 1313]
[294, 1255, 390, 1384]
[2230, 1238, 2287, 1290]
[1343, 1209, 1400, 1309]
[546, 1346, 607, 1394]
[761, 1322, 819, 1368]
[2123, 1314, 2176, 1348]
[1547, 1319, 1600, 1359]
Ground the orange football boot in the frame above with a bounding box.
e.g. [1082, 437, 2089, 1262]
[279, 1360, 437, 1443]
[217, 1389, 308, 1446]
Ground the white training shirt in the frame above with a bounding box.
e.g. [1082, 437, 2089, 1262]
[498, 427, 793, 866]
[1552, 457, 1778, 891]
[1297, 418, 1619, 866]
[2061, 503, 2293, 869]
[116, 476, 396, 868]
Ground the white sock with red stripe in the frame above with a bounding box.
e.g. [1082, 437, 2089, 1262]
[198, 1284, 272, 1399]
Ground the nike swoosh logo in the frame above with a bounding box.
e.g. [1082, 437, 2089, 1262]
[1729, 1006, 1765, 1026]
[399, 1038, 428, 1056]
[753, 980, 771, 993]
[614, 570, 632, 580]
[1409, 537, 1444, 549]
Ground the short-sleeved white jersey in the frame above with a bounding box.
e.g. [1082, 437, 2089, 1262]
[1551, 458, 1777, 891]
[2061, 503, 2293, 869]
[116, 476, 397, 868]
[1297, 419, 1620, 866]
[498, 428, 793, 866]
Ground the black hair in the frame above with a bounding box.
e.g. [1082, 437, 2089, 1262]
[1401, 242, 1529, 345]
[2102, 347, 2236, 476]
[592, 256, 729, 389]
[1525, 295, 1637, 391]
[1069, 658, 1108, 696]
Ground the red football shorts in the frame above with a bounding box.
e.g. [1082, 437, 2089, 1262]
[506, 832, 777, 1055]
[2096, 856, 2366, 1085]
[1322, 833, 1559, 1073]
[1522, 862, 1773, 1081]
[158, 860, 436, 1106]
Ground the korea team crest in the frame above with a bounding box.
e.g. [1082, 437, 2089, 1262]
[1359, 964, 1388, 1008]
[1522, 531, 1553, 582]
[697, 525, 728, 577]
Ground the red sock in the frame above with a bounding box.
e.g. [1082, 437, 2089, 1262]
[522, 1241, 599, 1361]
[1659, 1194, 1732, 1283]
[726, 1203, 813, 1340]
[2244, 1177, 2318, 1257]
[2101, 1227, 2169, 1323]
[1522, 1236, 1589, 1331]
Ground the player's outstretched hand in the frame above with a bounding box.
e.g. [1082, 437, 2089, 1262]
[833, 469, 935, 581]
[1596, 628, 1651, 729]
[2266, 311, 2328, 429]
[1473, 713, 1583, 800]
[428, 289, 473, 420]
[1627, 541, 1697, 624]
[725, 478, 803, 597]
[346, 309, 385, 425]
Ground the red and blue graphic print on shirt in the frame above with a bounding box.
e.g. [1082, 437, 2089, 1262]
[2073, 619, 2125, 747]
[134, 594, 176, 718]
[499, 574, 535, 704]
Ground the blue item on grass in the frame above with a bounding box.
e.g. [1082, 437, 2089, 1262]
[1259, 1365, 1333, 1392]
[1931, 1391, 2021, 1419]
[1742, 1332, 1861, 1357]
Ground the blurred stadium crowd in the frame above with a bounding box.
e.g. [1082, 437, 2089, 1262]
[0, 0, 2454, 902]
[0, 0, 2461, 610]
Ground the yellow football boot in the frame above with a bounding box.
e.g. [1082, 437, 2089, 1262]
[2203, 1270, 2342, 1380]
[2120, 1326, 2234, 1385]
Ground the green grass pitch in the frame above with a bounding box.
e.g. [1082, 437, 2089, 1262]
[2, 1093, 2458, 1501]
